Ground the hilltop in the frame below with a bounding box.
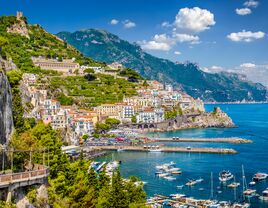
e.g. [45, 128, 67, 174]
[57, 29, 268, 102]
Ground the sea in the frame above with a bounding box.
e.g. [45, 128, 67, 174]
[98, 104, 268, 208]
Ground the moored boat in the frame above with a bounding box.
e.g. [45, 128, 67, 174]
[259, 188, 268, 201]
[219, 170, 234, 182]
[253, 172, 268, 181]
[227, 182, 240, 188]
[243, 188, 256, 197]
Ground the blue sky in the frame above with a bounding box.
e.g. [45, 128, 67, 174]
[1, 0, 268, 85]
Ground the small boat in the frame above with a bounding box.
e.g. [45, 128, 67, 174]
[259, 188, 268, 201]
[196, 178, 204, 183]
[227, 182, 240, 188]
[176, 185, 184, 189]
[232, 203, 250, 208]
[243, 188, 256, 197]
[163, 176, 176, 181]
[166, 167, 180, 172]
[186, 180, 197, 186]
[249, 181, 256, 186]
[171, 170, 182, 175]
[158, 173, 169, 178]
[219, 170, 234, 182]
[149, 149, 162, 152]
[253, 172, 268, 181]
[199, 188, 205, 191]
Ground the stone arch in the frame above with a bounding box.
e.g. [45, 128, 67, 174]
[138, 124, 143, 129]
[149, 124, 155, 128]
[144, 124, 149, 128]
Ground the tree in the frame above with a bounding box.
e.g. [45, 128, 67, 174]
[6, 70, 22, 87]
[105, 118, 120, 126]
[95, 123, 111, 133]
[131, 115, 137, 124]
[0, 36, 8, 55]
[84, 68, 94, 74]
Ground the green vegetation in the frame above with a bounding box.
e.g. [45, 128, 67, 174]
[164, 106, 183, 119]
[49, 74, 139, 107]
[0, 15, 103, 74]
[131, 115, 137, 124]
[8, 121, 146, 207]
[119, 68, 143, 80]
[105, 118, 120, 126]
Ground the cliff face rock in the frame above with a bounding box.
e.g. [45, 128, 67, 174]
[0, 71, 14, 144]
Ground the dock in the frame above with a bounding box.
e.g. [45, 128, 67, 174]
[152, 137, 252, 144]
[90, 145, 237, 154]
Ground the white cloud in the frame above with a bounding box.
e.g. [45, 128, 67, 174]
[240, 63, 256, 69]
[110, 19, 119, 25]
[227, 30, 265, 42]
[174, 7, 216, 33]
[244, 0, 259, 8]
[201, 63, 268, 86]
[138, 34, 174, 51]
[174, 51, 181, 55]
[172, 33, 200, 43]
[122, 20, 136, 28]
[235, 8, 252, 15]
[161, 21, 172, 28]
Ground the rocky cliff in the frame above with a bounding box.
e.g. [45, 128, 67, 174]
[0, 70, 14, 144]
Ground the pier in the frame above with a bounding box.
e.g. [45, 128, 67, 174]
[90, 145, 237, 154]
[151, 137, 252, 144]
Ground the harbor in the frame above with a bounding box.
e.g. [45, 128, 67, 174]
[91, 145, 237, 154]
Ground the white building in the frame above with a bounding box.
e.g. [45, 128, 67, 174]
[136, 108, 164, 124]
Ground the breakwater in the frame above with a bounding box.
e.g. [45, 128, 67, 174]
[151, 137, 252, 144]
[91, 145, 237, 154]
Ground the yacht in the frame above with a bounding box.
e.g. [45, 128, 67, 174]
[253, 172, 268, 181]
[186, 179, 197, 186]
[227, 182, 240, 188]
[219, 170, 234, 182]
[249, 181, 256, 186]
[259, 188, 268, 201]
[163, 176, 176, 181]
[243, 188, 256, 197]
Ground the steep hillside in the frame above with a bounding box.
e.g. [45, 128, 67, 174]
[57, 29, 267, 102]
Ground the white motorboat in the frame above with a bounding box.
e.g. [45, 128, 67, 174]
[259, 188, 268, 201]
[249, 181, 256, 186]
[253, 172, 268, 181]
[163, 176, 176, 181]
[219, 170, 234, 182]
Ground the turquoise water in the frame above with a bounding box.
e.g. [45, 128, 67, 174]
[99, 104, 268, 208]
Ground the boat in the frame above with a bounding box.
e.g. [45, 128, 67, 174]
[249, 181, 256, 186]
[149, 149, 162, 152]
[243, 189, 256, 197]
[196, 178, 204, 183]
[171, 170, 182, 175]
[259, 188, 268, 201]
[186, 179, 197, 186]
[241, 165, 257, 198]
[163, 176, 176, 181]
[176, 185, 184, 189]
[232, 203, 250, 208]
[253, 172, 268, 181]
[219, 170, 234, 182]
[227, 182, 240, 188]
[158, 173, 169, 178]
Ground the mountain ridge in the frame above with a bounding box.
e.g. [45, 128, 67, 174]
[57, 29, 268, 102]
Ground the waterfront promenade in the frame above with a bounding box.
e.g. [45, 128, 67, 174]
[90, 145, 237, 154]
[151, 137, 252, 144]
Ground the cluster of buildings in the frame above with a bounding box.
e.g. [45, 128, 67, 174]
[20, 69, 204, 143]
